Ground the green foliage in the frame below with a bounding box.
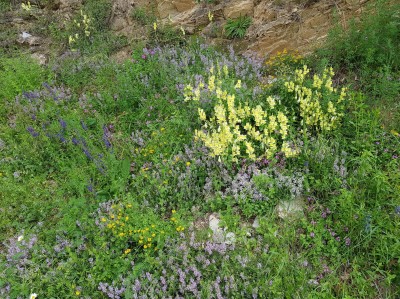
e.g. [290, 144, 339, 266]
[130, 7, 156, 25]
[149, 23, 186, 46]
[315, 0, 400, 129]
[224, 15, 252, 39]
[0, 13, 399, 297]
[83, 0, 112, 31]
[0, 56, 47, 104]
[0, 0, 10, 12]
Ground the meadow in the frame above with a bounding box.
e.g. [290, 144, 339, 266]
[0, 0, 399, 298]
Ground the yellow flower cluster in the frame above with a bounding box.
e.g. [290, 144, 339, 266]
[21, 1, 32, 11]
[186, 65, 299, 162]
[102, 206, 184, 254]
[265, 48, 303, 77]
[69, 10, 91, 45]
[284, 65, 347, 133]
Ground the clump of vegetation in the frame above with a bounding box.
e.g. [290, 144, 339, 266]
[224, 15, 252, 39]
[315, 0, 400, 129]
[0, 1, 399, 298]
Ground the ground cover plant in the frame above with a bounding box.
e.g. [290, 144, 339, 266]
[0, 1, 399, 298]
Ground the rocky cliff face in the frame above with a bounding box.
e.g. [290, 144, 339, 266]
[1, 0, 370, 61]
[108, 0, 369, 56]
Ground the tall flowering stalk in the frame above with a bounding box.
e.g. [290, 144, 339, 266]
[185, 64, 299, 162]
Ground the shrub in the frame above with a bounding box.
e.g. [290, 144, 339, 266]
[224, 15, 252, 39]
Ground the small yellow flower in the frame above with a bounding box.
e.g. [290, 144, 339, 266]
[139, 240, 143, 244]
[153, 22, 157, 31]
[147, 238, 152, 242]
[124, 248, 131, 254]
[172, 210, 176, 214]
[186, 161, 191, 167]
[21, 1, 32, 11]
[101, 217, 106, 222]
[75, 290, 81, 296]
[152, 233, 156, 237]
[144, 245, 147, 249]
[208, 11, 214, 22]
[391, 129, 399, 137]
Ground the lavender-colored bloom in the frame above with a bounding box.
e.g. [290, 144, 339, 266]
[59, 118, 67, 129]
[395, 206, 400, 216]
[98, 282, 126, 299]
[72, 137, 79, 145]
[27, 126, 39, 137]
[87, 184, 94, 193]
[83, 148, 92, 160]
[81, 120, 88, 130]
[102, 125, 113, 149]
[364, 214, 372, 233]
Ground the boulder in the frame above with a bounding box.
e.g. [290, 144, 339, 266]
[172, 0, 196, 12]
[223, 0, 254, 19]
[31, 53, 47, 65]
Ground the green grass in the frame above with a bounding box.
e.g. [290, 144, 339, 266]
[0, 1, 399, 298]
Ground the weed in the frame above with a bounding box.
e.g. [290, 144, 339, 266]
[224, 15, 252, 39]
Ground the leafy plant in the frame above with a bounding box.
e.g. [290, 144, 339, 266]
[224, 15, 252, 39]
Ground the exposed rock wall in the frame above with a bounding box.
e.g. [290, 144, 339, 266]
[145, 0, 370, 56]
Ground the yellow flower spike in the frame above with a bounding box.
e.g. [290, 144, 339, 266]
[153, 22, 157, 31]
[234, 80, 242, 89]
[208, 10, 214, 22]
[198, 108, 207, 121]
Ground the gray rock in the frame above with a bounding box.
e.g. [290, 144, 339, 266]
[276, 197, 304, 219]
[225, 232, 236, 245]
[252, 217, 260, 228]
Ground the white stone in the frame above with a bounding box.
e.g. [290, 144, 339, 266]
[21, 32, 32, 39]
[252, 217, 260, 228]
[225, 232, 236, 245]
[209, 213, 220, 232]
[276, 197, 304, 219]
